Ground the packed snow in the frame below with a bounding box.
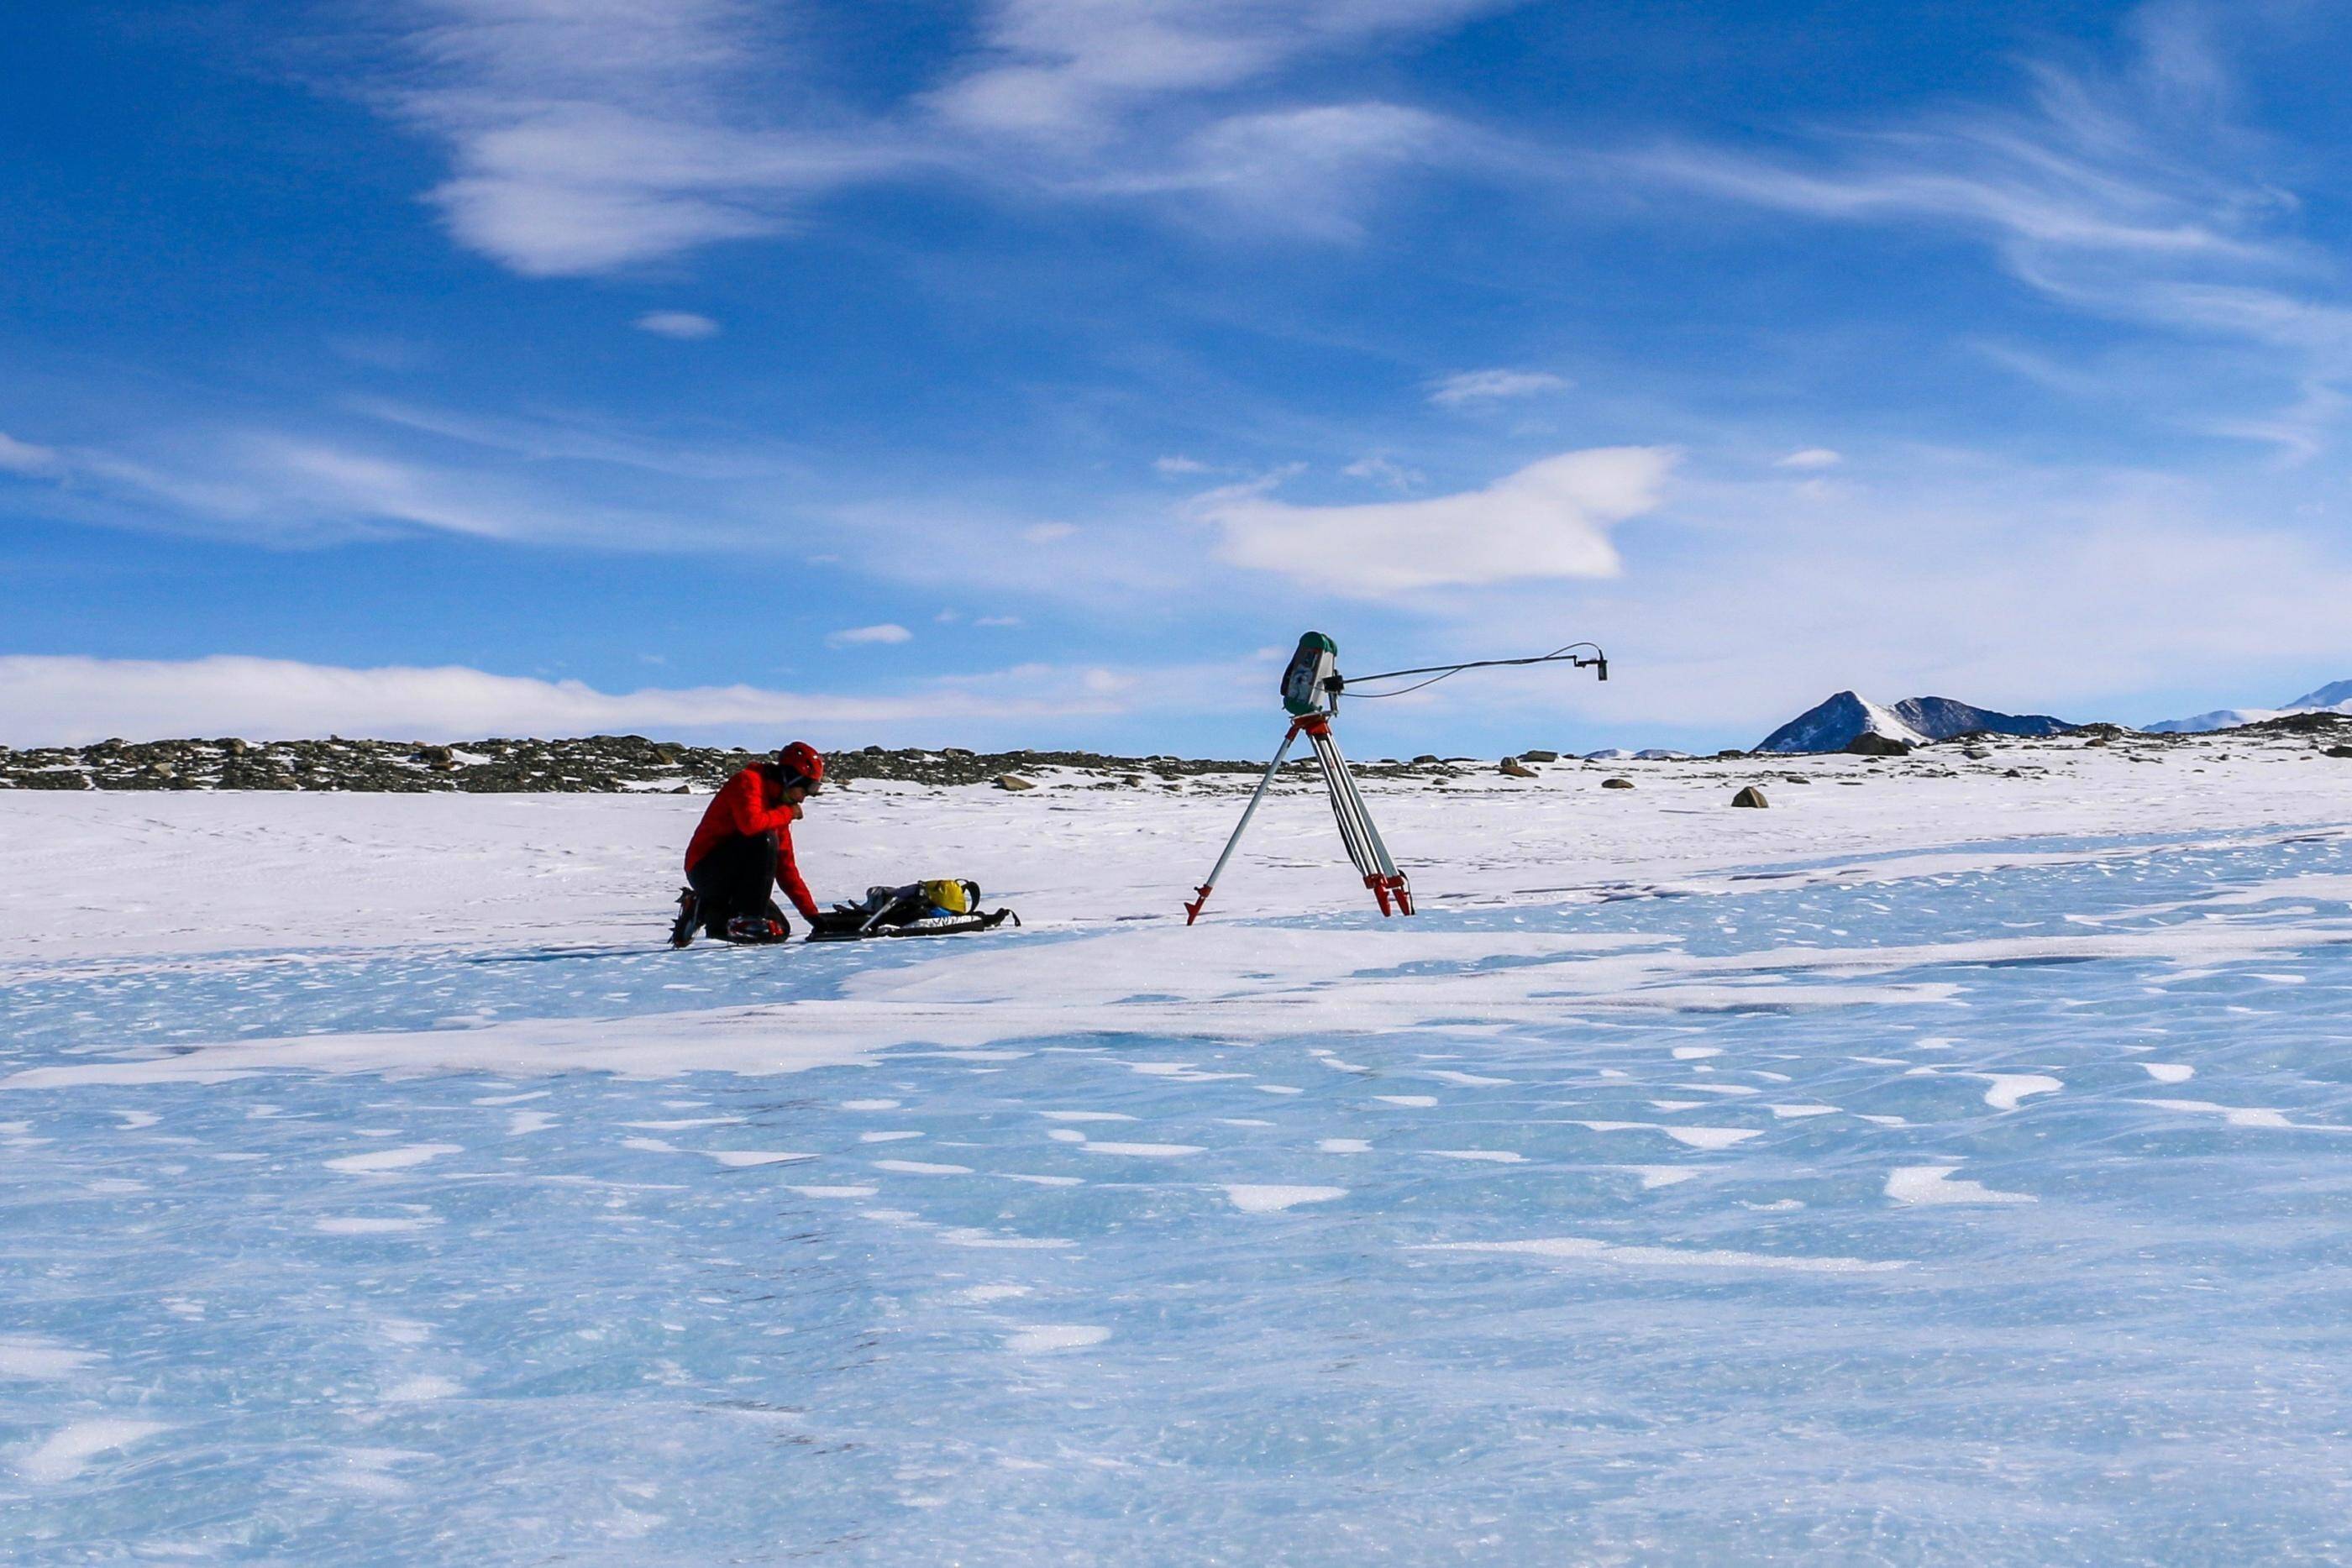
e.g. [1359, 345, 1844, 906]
[5, 727, 2352, 1562]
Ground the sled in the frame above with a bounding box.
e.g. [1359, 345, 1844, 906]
[805, 907, 1021, 942]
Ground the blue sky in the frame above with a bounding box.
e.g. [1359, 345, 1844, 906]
[4, 0, 2349, 756]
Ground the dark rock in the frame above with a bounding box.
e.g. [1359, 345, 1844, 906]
[1412, 754, 1441, 765]
[2256, 711, 2352, 735]
[1844, 734, 1913, 757]
[1499, 758, 1537, 778]
[1520, 750, 1560, 763]
[2326, 746, 2352, 759]
[995, 774, 1037, 791]
[1730, 785, 1768, 808]
[1601, 777, 1635, 790]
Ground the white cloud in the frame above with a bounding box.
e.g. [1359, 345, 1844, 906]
[0, 432, 62, 475]
[1427, 369, 1570, 407]
[0, 653, 1141, 747]
[1447, 448, 2352, 738]
[1021, 522, 1078, 543]
[974, 615, 1024, 627]
[827, 623, 913, 646]
[1199, 446, 1674, 596]
[1774, 448, 1842, 469]
[349, 1, 1511, 274]
[1154, 454, 1209, 475]
[379, 1, 906, 276]
[635, 310, 720, 338]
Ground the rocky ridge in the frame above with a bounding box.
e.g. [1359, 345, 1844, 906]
[3, 714, 2344, 794]
[0, 735, 1495, 794]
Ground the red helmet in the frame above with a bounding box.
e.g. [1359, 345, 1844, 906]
[776, 741, 826, 789]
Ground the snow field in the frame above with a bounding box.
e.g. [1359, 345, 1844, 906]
[4, 734, 2352, 1562]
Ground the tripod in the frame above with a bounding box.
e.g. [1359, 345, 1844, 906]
[1183, 711, 1411, 925]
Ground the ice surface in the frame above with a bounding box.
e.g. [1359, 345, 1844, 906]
[7, 764, 2352, 1562]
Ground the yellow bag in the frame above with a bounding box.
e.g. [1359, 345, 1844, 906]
[920, 878, 974, 915]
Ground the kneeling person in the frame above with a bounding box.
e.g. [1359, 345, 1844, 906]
[673, 742, 826, 946]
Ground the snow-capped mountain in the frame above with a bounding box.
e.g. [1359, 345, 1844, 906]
[2287, 679, 2352, 709]
[1758, 693, 1928, 754]
[2145, 679, 2352, 734]
[1756, 692, 2076, 753]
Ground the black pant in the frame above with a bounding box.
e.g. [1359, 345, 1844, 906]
[687, 832, 788, 935]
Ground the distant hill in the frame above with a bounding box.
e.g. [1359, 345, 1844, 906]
[1756, 691, 2077, 754]
[2145, 679, 2352, 734]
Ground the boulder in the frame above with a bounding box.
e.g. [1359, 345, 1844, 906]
[1520, 750, 1560, 763]
[1601, 777, 1635, 790]
[995, 774, 1037, 791]
[1499, 758, 1537, 779]
[1730, 785, 1768, 809]
[1412, 753, 1441, 765]
[2327, 746, 2352, 759]
[1844, 733, 1913, 757]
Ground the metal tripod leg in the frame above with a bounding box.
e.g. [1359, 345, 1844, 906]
[1184, 723, 1303, 925]
[1305, 721, 1413, 916]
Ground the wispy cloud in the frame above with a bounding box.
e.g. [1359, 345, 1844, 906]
[380, 0, 909, 275]
[1079, 102, 1469, 239]
[1197, 446, 1673, 596]
[343, 396, 794, 481]
[1343, 454, 1423, 490]
[1618, 3, 2352, 454]
[827, 623, 913, 647]
[10, 422, 788, 551]
[352, 0, 1508, 273]
[925, 0, 1509, 142]
[1774, 448, 1842, 469]
[1427, 368, 1570, 407]
[635, 310, 720, 338]
[0, 431, 63, 476]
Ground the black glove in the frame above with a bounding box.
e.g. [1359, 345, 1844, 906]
[809, 907, 867, 936]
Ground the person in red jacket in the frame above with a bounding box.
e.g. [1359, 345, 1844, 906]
[670, 742, 827, 946]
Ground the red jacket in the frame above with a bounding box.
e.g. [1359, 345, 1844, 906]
[685, 763, 820, 920]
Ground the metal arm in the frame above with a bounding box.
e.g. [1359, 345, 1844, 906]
[1339, 645, 1607, 691]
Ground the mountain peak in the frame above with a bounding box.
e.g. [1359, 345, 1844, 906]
[2285, 678, 2352, 710]
[1757, 692, 2076, 753]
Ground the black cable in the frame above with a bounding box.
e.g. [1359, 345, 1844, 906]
[1341, 642, 1604, 700]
